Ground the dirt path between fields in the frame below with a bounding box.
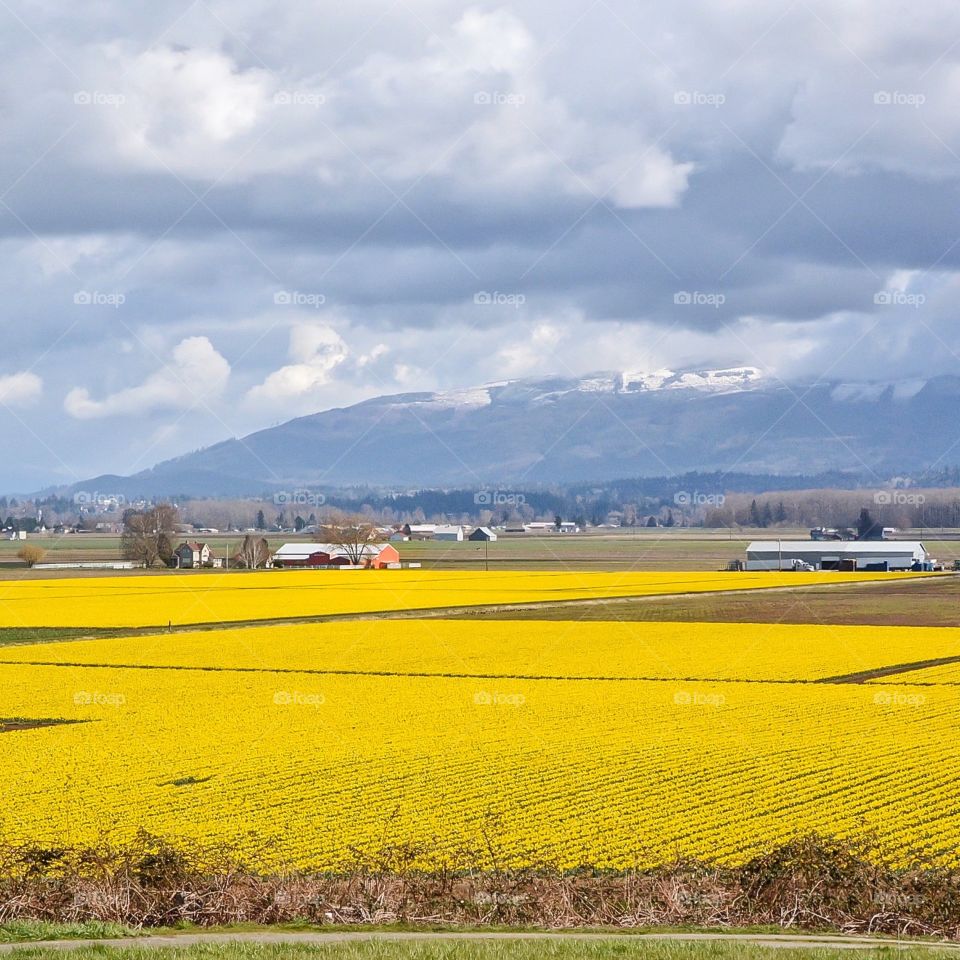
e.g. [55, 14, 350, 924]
[818, 654, 960, 684]
[1, 930, 959, 954]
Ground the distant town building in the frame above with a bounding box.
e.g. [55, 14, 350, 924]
[404, 524, 436, 540]
[745, 540, 929, 571]
[468, 526, 497, 542]
[433, 525, 465, 541]
[523, 521, 580, 534]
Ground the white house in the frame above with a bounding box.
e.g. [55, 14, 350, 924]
[434, 525, 465, 541]
[175, 541, 212, 569]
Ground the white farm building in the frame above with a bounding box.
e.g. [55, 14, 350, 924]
[745, 540, 928, 572]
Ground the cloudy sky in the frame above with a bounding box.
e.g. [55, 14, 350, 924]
[1, 0, 959, 489]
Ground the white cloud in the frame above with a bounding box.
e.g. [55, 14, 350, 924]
[498, 321, 565, 376]
[246, 324, 348, 404]
[0, 371, 43, 407]
[320, 7, 692, 207]
[64, 336, 230, 419]
[95, 46, 274, 178]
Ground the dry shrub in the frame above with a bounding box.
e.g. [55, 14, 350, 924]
[15, 545, 45, 567]
[1, 832, 960, 939]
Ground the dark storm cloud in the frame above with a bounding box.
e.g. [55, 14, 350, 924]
[1, 0, 960, 487]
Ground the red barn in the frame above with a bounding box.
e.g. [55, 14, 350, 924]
[272, 542, 400, 569]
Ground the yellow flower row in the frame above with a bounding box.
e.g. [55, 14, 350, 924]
[0, 568, 925, 628]
[1, 616, 959, 869]
[3, 617, 960, 683]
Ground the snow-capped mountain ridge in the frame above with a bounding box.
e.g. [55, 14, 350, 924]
[405, 366, 767, 410]
[58, 369, 960, 496]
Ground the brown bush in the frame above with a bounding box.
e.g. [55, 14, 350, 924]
[16, 545, 46, 567]
[1, 833, 959, 938]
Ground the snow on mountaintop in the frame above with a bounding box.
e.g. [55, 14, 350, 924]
[393, 367, 765, 411]
[621, 367, 764, 393]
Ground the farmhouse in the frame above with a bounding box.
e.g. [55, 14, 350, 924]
[434, 525, 465, 541]
[174, 541, 211, 568]
[272, 542, 400, 569]
[745, 540, 929, 571]
[468, 526, 497, 541]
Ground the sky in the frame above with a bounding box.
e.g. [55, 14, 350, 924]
[1, 0, 960, 489]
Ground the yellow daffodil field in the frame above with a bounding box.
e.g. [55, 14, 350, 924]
[0, 568, 920, 628]
[1, 575, 959, 871]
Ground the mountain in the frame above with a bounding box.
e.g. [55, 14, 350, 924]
[61, 367, 960, 497]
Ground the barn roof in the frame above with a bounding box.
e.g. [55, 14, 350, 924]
[273, 542, 390, 559]
[746, 540, 926, 554]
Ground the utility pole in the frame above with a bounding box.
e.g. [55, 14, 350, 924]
[778, 538, 782, 571]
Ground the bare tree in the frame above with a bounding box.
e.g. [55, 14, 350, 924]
[320, 516, 381, 565]
[121, 504, 180, 567]
[235, 535, 271, 569]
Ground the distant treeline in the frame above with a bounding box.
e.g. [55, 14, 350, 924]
[705, 489, 960, 531]
[13, 466, 960, 529]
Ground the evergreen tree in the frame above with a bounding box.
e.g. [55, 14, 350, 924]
[857, 507, 882, 540]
